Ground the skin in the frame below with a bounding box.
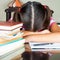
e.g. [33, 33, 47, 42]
[23, 23, 60, 43]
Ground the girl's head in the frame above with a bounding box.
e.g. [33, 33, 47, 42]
[20, 1, 53, 32]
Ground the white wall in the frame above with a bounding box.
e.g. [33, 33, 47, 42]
[0, 0, 60, 22]
[0, 0, 12, 21]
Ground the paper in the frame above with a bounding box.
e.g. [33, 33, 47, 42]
[29, 42, 60, 51]
[0, 38, 25, 56]
[0, 32, 23, 40]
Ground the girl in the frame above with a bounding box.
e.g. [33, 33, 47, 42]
[19, 1, 60, 43]
[19, 1, 60, 60]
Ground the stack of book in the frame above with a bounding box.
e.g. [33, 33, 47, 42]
[0, 21, 23, 35]
[0, 21, 25, 60]
[0, 31, 25, 60]
[29, 42, 60, 52]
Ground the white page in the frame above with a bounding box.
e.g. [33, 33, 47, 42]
[29, 42, 60, 49]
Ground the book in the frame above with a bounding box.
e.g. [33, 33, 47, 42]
[0, 22, 25, 57]
[0, 21, 23, 30]
[0, 27, 22, 35]
[29, 42, 60, 51]
[0, 47, 25, 60]
[0, 38, 25, 56]
[0, 21, 23, 35]
[0, 32, 24, 44]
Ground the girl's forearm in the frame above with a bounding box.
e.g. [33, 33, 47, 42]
[24, 32, 60, 43]
[23, 30, 50, 37]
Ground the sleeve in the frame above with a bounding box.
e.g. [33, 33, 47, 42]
[49, 17, 56, 29]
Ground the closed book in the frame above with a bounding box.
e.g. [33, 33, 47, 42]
[0, 32, 23, 44]
[0, 21, 23, 30]
[0, 47, 25, 60]
[0, 27, 22, 35]
[0, 38, 25, 56]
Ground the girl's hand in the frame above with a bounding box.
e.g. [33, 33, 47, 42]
[23, 31, 34, 37]
[23, 30, 50, 37]
[39, 30, 50, 34]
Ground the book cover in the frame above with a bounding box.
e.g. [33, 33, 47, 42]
[0, 38, 25, 56]
[0, 27, 22, 35]
[0, 21, 23, 30]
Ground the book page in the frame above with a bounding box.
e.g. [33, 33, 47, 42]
[0, 32, 23, 44]
[29, 42, 60, 51]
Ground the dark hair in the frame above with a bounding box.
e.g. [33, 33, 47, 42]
[13, 8, 22, 22]
[22, 52, 49, 60]
[20, 1, 53, 31]
[20, 2, 51, 60]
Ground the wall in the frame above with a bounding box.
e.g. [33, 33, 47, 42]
[0, 0, 60, 22]
[0, 0, 12, 21]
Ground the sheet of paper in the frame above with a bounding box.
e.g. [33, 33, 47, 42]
[29, 42, 60, 51]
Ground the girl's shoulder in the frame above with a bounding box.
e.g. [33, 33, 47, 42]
[49, 17, 56, 28]
[49, 17, 60, 32]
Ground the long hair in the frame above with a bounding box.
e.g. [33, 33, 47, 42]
[20, 1, 53, 32]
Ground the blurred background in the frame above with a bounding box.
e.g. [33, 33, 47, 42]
[0, 0, 60, 23]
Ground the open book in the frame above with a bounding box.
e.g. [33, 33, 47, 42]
[29, 42, 60, 51]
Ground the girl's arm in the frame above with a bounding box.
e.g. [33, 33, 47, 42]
[23, 23, 60, 43]
[50, 23, 60, 32]
[24, 32, 60, 43]
[23, 30, 50, 37]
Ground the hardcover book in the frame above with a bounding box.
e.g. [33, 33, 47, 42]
[0, 21, 23, 30]
[0, 21, 23, 35]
